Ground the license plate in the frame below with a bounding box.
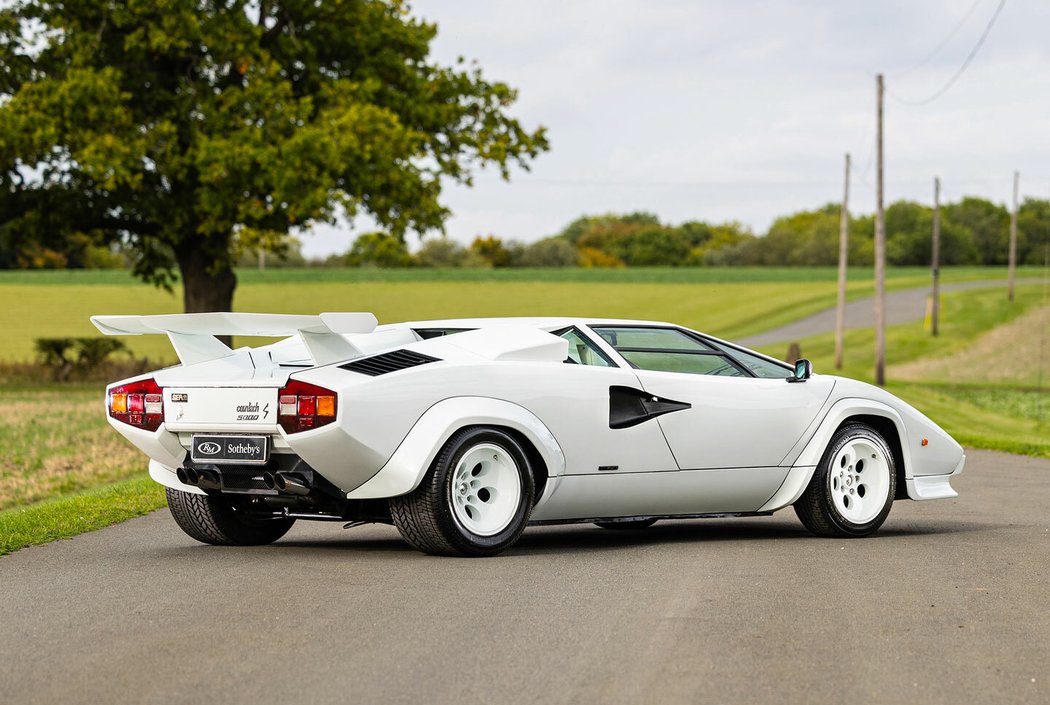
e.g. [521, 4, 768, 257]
[191, 435, 269, 465]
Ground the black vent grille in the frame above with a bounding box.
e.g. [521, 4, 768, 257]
[340, 349, 440, 376]
[217, 467, 273, 493]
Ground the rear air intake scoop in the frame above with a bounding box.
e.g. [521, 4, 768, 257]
[609, 386, 691, 429]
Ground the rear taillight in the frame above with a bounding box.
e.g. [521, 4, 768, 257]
[277, 379, 338, 434]
[108, 378, 164, 431]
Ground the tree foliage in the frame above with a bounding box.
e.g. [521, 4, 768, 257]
[345, 232, 412, 268]
[0, 1, 548, 310]
[470, 235, 511, 267]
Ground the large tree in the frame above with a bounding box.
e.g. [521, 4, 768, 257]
[0, 1, 547, 311]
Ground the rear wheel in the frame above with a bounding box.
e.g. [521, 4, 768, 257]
[794, 423, 896, 538]
[390, 427, 535, 557]
[594, 518, 658, 530]
[166, 488, 295, 546]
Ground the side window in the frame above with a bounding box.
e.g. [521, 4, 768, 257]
[556, 328, 614, 367]
[591, 325, 750, 377]
[706, 341, 791, 379]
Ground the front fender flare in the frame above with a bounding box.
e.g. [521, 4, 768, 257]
[346, 396, 565, 500]
[759, 398, 910, 512]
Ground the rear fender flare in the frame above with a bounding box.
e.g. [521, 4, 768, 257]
[346, 396, 565, 500]
[759, 398, 910, 512]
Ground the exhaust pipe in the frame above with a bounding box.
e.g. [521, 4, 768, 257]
[195, 468, 221, 491]
[262, 472, 277, 490]
[274, 472, 311, 496]
[178, 467, 200, 486]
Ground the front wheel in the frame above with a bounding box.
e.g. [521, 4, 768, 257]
[390, 427, 535, 557]
[166, 488, 295, 546]
[794, 423, 896, 538]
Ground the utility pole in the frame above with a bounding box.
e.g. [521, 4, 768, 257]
[1008, 170, 1019, 302]
[874, 74, 886, 386]
[931, 176, 941, 336]
[835, 153, 850, 369]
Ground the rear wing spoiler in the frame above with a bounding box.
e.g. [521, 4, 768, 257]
[90, 312, 378, 366]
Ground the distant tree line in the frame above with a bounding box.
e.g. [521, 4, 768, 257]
[3, 196, 1047, 270]
[337, 196, 1050, 269]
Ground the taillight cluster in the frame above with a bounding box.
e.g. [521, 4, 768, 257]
[278, 379, 338, 433]
[108, 378, 164, 431]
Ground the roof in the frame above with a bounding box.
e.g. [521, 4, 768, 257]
[382, 316, 680, 331]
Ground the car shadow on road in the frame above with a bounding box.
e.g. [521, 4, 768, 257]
[262, 516, 997, 557]
[509, 518, 994, 555]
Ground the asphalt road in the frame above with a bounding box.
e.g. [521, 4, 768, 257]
[1, 449, 1048, 705]
[736, 278, 1043, 348]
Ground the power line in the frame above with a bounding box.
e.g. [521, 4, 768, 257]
[888, 0, 1007, 106]
[891, 0, 983, 79]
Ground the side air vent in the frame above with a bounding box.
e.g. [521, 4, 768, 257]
[340, 349, 440, 376]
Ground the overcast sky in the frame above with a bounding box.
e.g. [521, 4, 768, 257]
[303, 0, 1050, 257]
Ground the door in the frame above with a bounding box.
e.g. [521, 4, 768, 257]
[636, 371, 835, 470]
[586, 324, 835, 470]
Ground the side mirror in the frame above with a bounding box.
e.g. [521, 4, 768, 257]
[788, 358, 812, 383]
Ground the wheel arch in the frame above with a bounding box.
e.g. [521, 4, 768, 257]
[760, 398, 912, 512]
[346, 396, 564, 500]
[839, 414, 908, 500]
[498, 426, 549, 505]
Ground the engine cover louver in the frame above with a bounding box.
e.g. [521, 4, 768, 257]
[340, 349, 440, 376]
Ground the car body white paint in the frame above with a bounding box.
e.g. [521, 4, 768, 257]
[95, 313, 965, 526]
[346, 396, 566, 499]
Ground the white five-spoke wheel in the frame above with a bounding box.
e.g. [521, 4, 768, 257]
[389, 427, 536, 557]
[794, 423, 897, 538]
[450, 443, 523, 536]
[827, 438, 891, 525]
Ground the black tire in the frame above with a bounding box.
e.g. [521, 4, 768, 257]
[165, 488, 295, 546]
[594, 518, 658, 530]
[794, 423, 897, 538]
[389, 427, 535, 557]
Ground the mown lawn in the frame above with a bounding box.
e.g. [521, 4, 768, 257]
[0, 386, 143, 510]
[0, 384, 160, 556]
[0, 265, 1033, 362]
[755, 285, 1050, 458]
[0, 476, 164, 556]
[888, 384, 1049, 459]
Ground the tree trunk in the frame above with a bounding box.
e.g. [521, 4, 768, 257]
[176, 242, 237, 347]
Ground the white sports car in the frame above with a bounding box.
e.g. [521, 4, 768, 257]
[94, 312, 965, 556]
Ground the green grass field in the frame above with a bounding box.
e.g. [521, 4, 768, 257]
[0, 476, 164, 556]
[0, 265, 1046, 555]
[755, 284, 1050, 458]
[0, 265, 1037, 362]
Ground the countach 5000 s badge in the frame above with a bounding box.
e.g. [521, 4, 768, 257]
[236, 402, 270, 421]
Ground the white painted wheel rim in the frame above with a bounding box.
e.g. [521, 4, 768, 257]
[828, 438, 891, 525]
[450, 443, 522, 537]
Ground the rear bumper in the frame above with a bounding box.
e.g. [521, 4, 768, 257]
[149, 460, 204, 495]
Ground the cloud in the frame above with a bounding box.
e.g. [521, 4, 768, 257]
[300, 0, 1050, 256]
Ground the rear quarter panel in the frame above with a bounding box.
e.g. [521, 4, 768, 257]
[288, 360, 678, 494]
